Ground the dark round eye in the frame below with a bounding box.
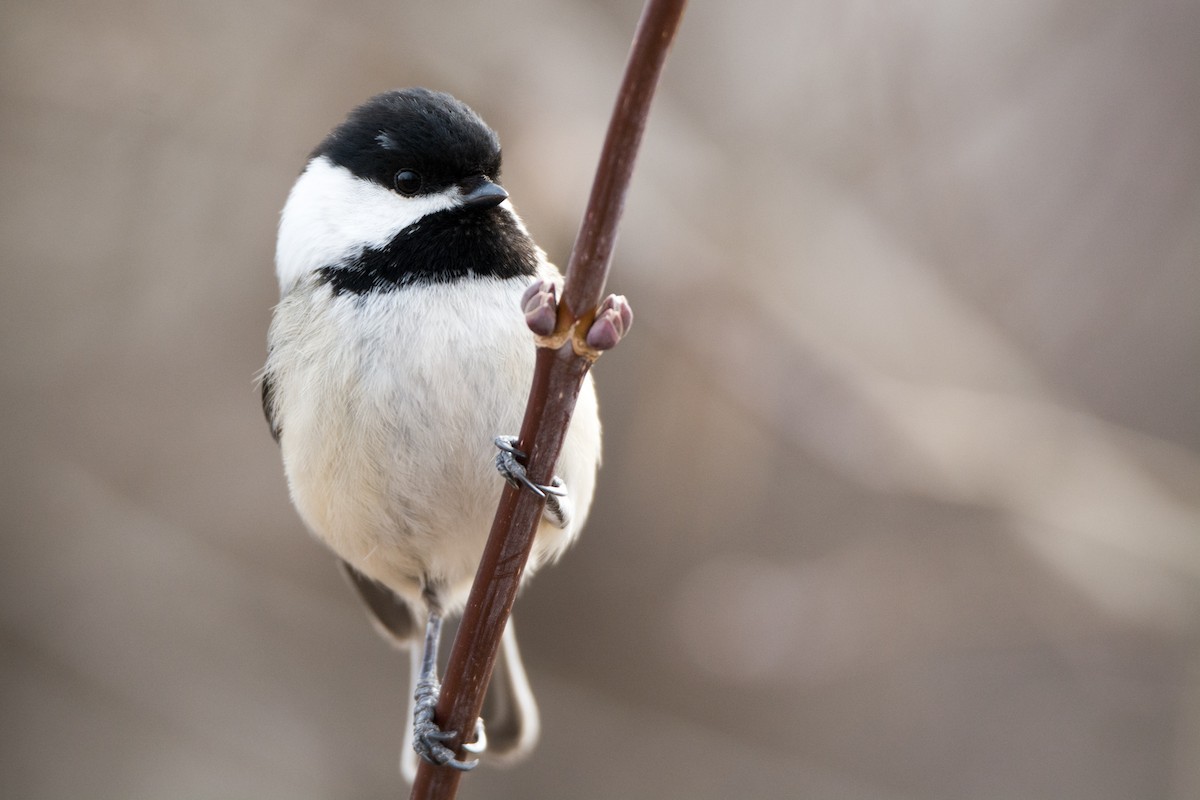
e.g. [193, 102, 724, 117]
[393, 169, 422, 196]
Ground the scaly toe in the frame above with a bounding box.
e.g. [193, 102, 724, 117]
[412, 678, 479, 771]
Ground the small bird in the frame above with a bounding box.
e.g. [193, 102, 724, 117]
[261, 88, 627, 779]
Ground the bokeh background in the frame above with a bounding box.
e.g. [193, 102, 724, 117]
[3, 1, 1199, 798]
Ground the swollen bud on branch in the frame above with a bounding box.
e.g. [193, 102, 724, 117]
[584, 294, 633, 351]
[521, 278, 559, 337]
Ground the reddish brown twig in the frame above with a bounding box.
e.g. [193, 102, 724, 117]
[407, 1, 686, 798]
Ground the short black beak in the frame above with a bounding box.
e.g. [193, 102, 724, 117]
[460, 178, 508, 209]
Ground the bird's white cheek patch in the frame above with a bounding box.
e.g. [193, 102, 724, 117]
[275, 156, 459, 295]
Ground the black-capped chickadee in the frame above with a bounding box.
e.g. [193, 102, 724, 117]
[261, 88, 615, 779]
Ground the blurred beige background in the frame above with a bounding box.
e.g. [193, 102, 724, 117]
[3, 1, 1199, 798]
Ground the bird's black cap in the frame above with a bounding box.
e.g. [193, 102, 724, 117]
[311, 89, 540, 294]
[314, 88, 502, 194]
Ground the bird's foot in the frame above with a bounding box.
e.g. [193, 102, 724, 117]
[494, 436, 573, 528]
[412, 676, 481, 771]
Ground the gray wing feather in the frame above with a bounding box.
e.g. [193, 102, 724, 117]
[261, 371, 282, 443]
[340, 560, 419, 644]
